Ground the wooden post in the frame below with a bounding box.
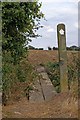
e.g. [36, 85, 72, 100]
[0, 3, 2, 87]
[57, 23, 68, 92]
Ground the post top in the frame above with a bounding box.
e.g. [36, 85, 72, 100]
[57, 23, 65, 35]
[57, 23, 65, 27]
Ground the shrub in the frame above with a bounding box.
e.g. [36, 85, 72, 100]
[45, 53, 78, 93]
[2, 59, 18, 105]
[2, 52, 37, 105]
[45, 62, 60, 93]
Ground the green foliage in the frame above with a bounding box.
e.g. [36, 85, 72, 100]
[2, 2, 44, 105]
[16, 58, 36, 83]
[2, 52, 37, 105]
[67, 53, 79, 92]
[45, 62, 60, 93]
[2, 2, 44, 64]
[2, 52, 17, 101]
[67, 65, 77, 90]
[46, 54, 78, 93]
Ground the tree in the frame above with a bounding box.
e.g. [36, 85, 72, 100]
[2, 2, 44, 104]
[48, 46, 52, 50]
[2, 2, 44, 64]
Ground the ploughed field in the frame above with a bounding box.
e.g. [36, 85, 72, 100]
[28, 50, 78, 66]
[28, 50, 59, 65]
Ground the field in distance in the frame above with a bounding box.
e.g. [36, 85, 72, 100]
[28, 50, 78, 66]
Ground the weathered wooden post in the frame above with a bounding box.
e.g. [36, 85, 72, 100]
[57, 23, 68, 92]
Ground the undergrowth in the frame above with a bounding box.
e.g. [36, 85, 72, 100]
[2, 52, 37, 105]
[45, 52, 79, 94]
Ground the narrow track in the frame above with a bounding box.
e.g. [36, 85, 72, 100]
[29, 66, 56, 102]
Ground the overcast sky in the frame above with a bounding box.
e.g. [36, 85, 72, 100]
[29, 0, 79, 50]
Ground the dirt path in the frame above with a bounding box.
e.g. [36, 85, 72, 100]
[2, 66, 78, 118]
[2, 92, 78, 118]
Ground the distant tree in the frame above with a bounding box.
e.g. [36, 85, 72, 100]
[53, 47, 58, 50]
[2, 2, 44, 64]
[28, 45, 35, 50]
[70, 45, 78, 51]
[48, 46, 52, 50]
[67, 46, 79, 51]
[66, 47, 71, 50]
[38, 48, 43, 50]
[35, 48, 39, 50]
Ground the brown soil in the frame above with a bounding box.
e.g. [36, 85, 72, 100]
[28, 50, 78, 66]
[28, 50, 59, 66]
[2, 92, 78, 118]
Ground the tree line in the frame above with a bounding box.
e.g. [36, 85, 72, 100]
[28, 45, 80, 51]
